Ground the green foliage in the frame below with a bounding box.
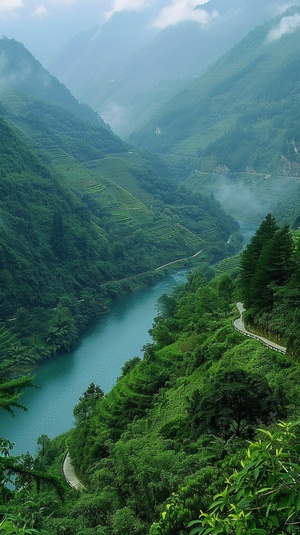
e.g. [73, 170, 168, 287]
[239, 214, 300, 353]
[188, 421, 300, 535]
[0, 514, 40, 534]
[187, 369, 286, 439]
[73, 383, 104, 422]
[4, 259, 300, 534]
[239, 213, 279, 309]
[48, 265, 298, 534]
[0, 375, 33, 414]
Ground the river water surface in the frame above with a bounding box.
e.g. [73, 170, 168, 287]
[1, 271, 189, 456]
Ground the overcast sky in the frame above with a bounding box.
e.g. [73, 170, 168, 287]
[0, 0, 220, 64]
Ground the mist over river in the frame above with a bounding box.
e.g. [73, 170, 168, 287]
[1, 271, 189, 456]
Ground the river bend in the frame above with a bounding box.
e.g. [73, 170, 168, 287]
[1, 271, 188, 456]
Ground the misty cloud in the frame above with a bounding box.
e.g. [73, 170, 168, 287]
[0, 50, 33, 87]
[267, 13, 300, 41]
[270, 2, 300, 16]
[101, 101, 129, 133]
[153, 1, 218, 29]
[104, 0, 152, 21]
[31, 5, 49, 18]
[0, 0, 24, 18]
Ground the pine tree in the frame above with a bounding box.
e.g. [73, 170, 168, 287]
[251, 225, 294, 311]
[239, 213, 278, 307]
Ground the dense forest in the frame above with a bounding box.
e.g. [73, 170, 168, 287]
[239, 214, 300, 354]
[2, 215, 300, 533]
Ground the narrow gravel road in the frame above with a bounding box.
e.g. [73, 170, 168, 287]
[233, 302, 286, 354]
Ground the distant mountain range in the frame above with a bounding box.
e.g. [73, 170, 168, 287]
[49, 0, 285, 137]
[130, 5, 300, 224]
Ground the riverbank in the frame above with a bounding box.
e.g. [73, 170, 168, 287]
[1, 270, 192, 456]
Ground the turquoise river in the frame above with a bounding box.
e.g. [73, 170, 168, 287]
[1, 271, 189, 456]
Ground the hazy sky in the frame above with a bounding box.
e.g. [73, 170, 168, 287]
[0, 0, 297, 65]
[0, 0, 217, 63]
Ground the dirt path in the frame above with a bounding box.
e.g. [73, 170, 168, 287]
[233, 302, 286, 354]
[155, 249, 203, 271]
[62, 452, 86, 491]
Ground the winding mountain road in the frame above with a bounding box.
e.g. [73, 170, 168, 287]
[61, 301, 286, 490]
[154, 249, 203, 271]
[62, 452, 85, 491]
[233, 302, 286, 354]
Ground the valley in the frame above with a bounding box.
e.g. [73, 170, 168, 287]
[2, 3, 300, 533]
[1, 271, 190, 457]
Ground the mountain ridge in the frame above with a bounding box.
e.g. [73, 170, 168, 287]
[130, 6, 300, 222]
[49, 0, 284, 136]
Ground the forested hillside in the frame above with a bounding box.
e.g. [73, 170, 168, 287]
[2, 216, 300, 533]
[239, 213, 300, 355]
[0, 38, 240, 362]
[130, 5, 300, 222]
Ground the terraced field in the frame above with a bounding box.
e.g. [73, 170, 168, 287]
[21, 139, 201, 257]
[213, 254, 240, 276]
[83, 154, 156, 204]
[1, 86, 238, 272]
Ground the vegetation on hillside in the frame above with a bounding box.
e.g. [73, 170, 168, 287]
[2, 215, 300, 533]
[130, 6, 300, 222]
[0, 41, 241, 362]
[2, 23, 300, 535]
[131, 6, 300, 169]
[239, 213, 300, 356]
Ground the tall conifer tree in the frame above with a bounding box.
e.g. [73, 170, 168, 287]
[239, 213, 278, 307]
[251, 225, 294, 310]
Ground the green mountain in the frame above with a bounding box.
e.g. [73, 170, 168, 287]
[0, 37, 239, 358]
[131, 6, 300, 223]
[0, 37, 104, 126]
[3, 16, 300, 535]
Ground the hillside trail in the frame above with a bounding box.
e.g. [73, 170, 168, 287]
[233, 302, 286, 354]
[62, 301, 286, 490]
[154, 249, 203, 271]
[62, 452, 86, 491]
